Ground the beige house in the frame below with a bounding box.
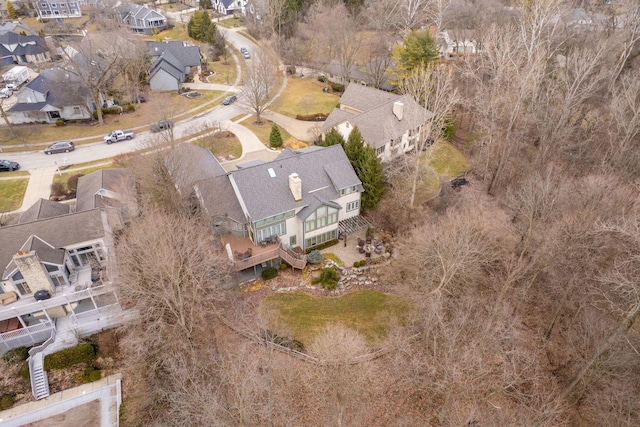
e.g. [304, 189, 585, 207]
[321, 84, 433, 162]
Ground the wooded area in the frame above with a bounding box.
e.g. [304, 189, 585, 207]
[114, 0, 640, 425]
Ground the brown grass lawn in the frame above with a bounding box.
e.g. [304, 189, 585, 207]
[147, 23, 190, 42]
[192, 131, 243, 159]
[206, 60, 237, 85]
[239, 116, 307, 149]
[427, 141, 469, 178]
[0, 178, 28, 212]
[269, 76, 339, 119]
[52, 163, 116, 193]
[0, 91, 225, 151]
[215, 17, 243, 28]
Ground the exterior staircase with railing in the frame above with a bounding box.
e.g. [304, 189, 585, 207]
[27, 329, 56, 400]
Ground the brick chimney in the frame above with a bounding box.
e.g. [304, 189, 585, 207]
[289, 173, 302, 202]
[392, 101, 404, 121]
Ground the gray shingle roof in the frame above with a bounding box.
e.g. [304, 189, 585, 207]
[167, 144, 226, 195]
[18, 235, 65, 265]
[322, 85, 432, 149]
[8, 101, 48, 112]
[1, 209, 107, 280]
[18, 199, 70, 224]
[194, 175, 246, 224]
[149, 41, 201, 67]
[76, 168, 130, 212]
[229, 144, 361, 221]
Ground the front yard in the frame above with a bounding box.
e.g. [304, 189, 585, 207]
[0, 178, 28, 212]
[269, 76, 339, 119]
[240, 116, 306, 149]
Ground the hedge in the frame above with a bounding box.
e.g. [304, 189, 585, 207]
[44, 343, 95, 371]
[305, 238, 339, 254]
[261, 267, 278, 281]
[330, 82, 345, 92]
[3, 347, 28, 364]
[295, 113, 328, 122]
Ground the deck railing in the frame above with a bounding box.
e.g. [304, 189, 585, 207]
[232, 238, 308, 271]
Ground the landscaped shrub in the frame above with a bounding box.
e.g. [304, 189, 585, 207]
[55, 118, 65, 126]
[261, 267, 278, 281]
[50, 182, 65, 198]
[74, 367, 102, 384]
[307, 249, 323, 264]
[353, 260, 367, 268]
[19, 361, 29, 380]
[0, 393, 15, 410]
[122, 103, 135, 113]
[279, 262, 290, 271]
[312, 267, 339, 290]
[269, 124, 283, 148]
[44, 342, 95, 371]
[295, 113, 328, 122]
[305, 239, 339, 254]
[317, 75, 326, 82]
[3, 346, 28, 364]
[66, 174, 83, 192]
[93, 107, 123, 119]
[330, 82, 345, 92]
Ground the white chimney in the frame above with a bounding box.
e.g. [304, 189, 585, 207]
[289, 173, 302, 202]
[392, 101, 404, 121]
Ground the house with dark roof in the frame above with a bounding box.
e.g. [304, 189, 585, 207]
[212, 0, 247, 15]
[33, 0, 81, 19]
[76, 168, 136, 222]
[171, 143, 363, 275]
[118, 4, 167, 35]
[8, 67, 94, 124]
[0, 32, 51, 66]
[321, 84, 433, 162]
[148, 41, 201, 91]
[323, 58, 395, 92]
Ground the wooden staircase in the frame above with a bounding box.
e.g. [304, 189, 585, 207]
[27, 329, 56, 400]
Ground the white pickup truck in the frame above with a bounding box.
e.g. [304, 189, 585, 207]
[104, 129, 134, 144]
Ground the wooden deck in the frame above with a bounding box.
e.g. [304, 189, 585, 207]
[219, 235, 307, 272]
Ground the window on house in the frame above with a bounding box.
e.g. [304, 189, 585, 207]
[73, 106, 81, 113]
[11, 271, 32, 297]
[340, 186, 357, 196]
[346, 200, 360, 212]
[376, 146, 385, 156]
[289, 235, 297, 247]
[255, 210, 294, 228]
[256, 222, 286, 243]
[305, 206, 338, 232]
[305, 229, 338, 249]
[68, 245, 101, 268]
[41, 3, 46, 7]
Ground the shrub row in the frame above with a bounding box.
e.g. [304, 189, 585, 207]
[74, 367, 102, 384]
[295, 113, 328, 122]
[330, 82, 345, 92]
[3, 346, 28, 364]
[92, 104, 135, 119]
[44, 342, 95, 371]
[353, 260, 367, 268]
[305, 239, 339, 254]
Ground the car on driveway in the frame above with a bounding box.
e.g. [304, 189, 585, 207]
[44, 141, 75, 155]
[222, 95, 237, 106]
[150, 119, 173, 132]
[0, 159, 19, 171]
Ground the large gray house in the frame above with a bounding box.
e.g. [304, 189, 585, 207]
[148, 41, 201, 91]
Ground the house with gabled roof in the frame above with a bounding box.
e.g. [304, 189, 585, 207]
[118, 3, 168, 35]
[170, 143, 363, 276]
[0, 32, 51, 66]
[8, 67, 94, 124]
[32, 0, 81, 19]
[212, 0, 247, 15]
[148, 41, 201, 91]
[321, 84, 433, 162]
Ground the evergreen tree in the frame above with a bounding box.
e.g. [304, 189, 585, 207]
[6, 0, 18, 20]
[200, 0, 212, 9]
[269, 124, 283, 148]
[392, 29, 438, 81]
[357, 146, 386, 211]
[344, 126, 365, 168]
[188, 11, 216, 43]
[319, 128, 345, 147]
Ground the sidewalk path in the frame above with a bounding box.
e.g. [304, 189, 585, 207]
[262, 110, 320, 143]
[18, 167, 56, 212]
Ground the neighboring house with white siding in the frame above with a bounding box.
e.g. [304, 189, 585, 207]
[321, 84, 433, 162]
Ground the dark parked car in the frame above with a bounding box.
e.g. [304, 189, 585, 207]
[150, 119, 173, 132]
[0, 159, 19, 171]
[34, 290, 51, 301]
[44, 141, 74, 155]
[223, 95, 237, 105]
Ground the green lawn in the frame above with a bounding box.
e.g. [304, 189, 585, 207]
[0, 179, 28, 212]
[262, 290, 410, 345]
[269, 76, 339, 119]
[427, 141, 469, 177]
[149, 23, 191, 42]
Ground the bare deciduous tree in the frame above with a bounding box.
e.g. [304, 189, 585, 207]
[241, 49, 279, 124]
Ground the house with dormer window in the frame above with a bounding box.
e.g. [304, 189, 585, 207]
[170, 144, 363, 276]
[212, 0, 247, 15]
[321, 84, 433, 162]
